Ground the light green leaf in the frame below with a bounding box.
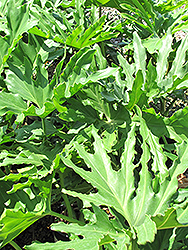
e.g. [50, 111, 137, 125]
[0, 91, 27, 115]
[176, 204, 188, 225]
[86, 0, 110, 5]
[0, 150, 47, 168]
[92, 44, 107, 70]
[0, 208, 45, 248]
[60, 0, 75, 8]
[29, 11, 118, 50]
[117, 53, 134, 90]
[4, 53, 55, 118]
[142, 37, 162, 53]
[156, 31, 173, 83]
[53, 48, 96, 105]
[126, 70, 143, 110]
[74, 0, 85, 26]
[102, 130, 117, 152]
[139, 112, 168, 181]
[152, 141, 188, 217]
[133, 32, 146, 80]
[5, 69, 52, 109]
[169, 35, 188, 79]
[135, 215, 157, 245]
[53, 48, 118, 108]
[65, 16, 118, 49]
[60, 119, 188, 244]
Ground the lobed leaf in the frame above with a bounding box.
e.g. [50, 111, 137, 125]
[60, 114, 188, 244]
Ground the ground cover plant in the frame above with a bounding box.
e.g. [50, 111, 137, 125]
[0, 0, 188, 249]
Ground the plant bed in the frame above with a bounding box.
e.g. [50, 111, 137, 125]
[0, 0, 188, 249]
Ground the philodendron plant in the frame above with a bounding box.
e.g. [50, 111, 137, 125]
[1, 0, 188, 249]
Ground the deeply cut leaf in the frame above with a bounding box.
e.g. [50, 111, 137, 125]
[60, 117, 188, 244]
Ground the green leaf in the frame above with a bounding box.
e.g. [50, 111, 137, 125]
[0, 169, 40, 215]
[169, 35, 188, 79]
[135, 215, 156, 245]
[145, 60, 159, 99]
[29, 11, 118, 50]
[92, 44, 107, 70]
[65, 16, 118, 49]
[86, 0, 110, 5]
[164, 107, 188, 142]
[156, 31, 173, 83]
[0, 91, 27, 115]
[140, 117, 169, 181]
[53, 48, 96, 106]
[60, 116, 188, 244]
[152, 208, 185, 230]
[133, 32, 146, 80]
[117, 53, 134, 90]
[101, 130, 117, 152]
[142, 37, 163, 53]
[15, 120, 57, 142]
[0, 150, 47, 168]
[4, 54, 55, 118]
[53, 48, 118, 109]
[5, 69, 52, 108]
[126, 70, 144, 110]
[176, 203, 188, 225]
[60, 0, 75, 8]
[0, 207, 45, 248]
[29, 5, 67, 42]
[59, 98, 99, 124]
[79, 83, 131, 132]
[74, 0, 85, 26]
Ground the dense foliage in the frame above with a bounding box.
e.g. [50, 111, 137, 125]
[0, 0, 188, 249]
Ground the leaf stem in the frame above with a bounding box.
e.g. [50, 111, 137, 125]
[9, 241, 22, 250]
[100, 41, 106, 58]
[58, 171, 74, 219]
[162, 135, 168, 145]
[128, 239, 140, 250]
[49, 211, 85, 226]
[41, 118, 46, 143]
[62, 43, 67, 62]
